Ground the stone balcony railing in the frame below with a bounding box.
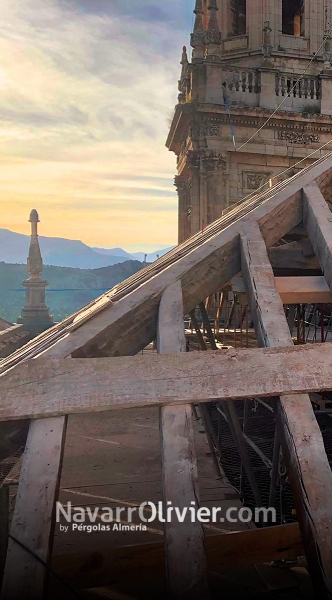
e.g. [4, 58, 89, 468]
[274, 73, 321, 112]
[220, 68, 322, 113]
[222, 68, 261, 107]
[276, 74, 321, 100]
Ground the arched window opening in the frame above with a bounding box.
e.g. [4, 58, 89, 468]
[282, 0, 304, 37]
[230, 0, 247, 36]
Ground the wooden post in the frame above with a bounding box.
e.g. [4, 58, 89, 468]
[0, 418, 67, 600]
[157, 281, 209, 599]
[189, 310, 207, 351]
[0, 486, 9, 589]
[303, 182, 332, 290]
[0, 342, 71, 600]
[199, 302, 217, 350]
[240, 222, 332, 599]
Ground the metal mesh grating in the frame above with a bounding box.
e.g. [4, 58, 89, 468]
[209, 399, 332, 526]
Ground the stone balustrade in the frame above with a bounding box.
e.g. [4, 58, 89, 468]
[275, 74, 321, 100]
[224, 68, 261, 94]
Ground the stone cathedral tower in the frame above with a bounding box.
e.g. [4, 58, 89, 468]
[166, 0, 332, 243]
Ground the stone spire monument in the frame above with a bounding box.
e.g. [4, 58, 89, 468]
[18, 210, 53, 335]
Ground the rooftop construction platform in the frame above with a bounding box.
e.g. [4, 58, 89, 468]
[1, 154, 332, 598]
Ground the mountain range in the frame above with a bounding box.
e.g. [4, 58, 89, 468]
[0, 228, 174, 269]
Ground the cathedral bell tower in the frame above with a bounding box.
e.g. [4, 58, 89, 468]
[166, 0, 332, 243]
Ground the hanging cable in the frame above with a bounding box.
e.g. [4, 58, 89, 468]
[235, 32, 330, 152]
[234, 136, 332, 206]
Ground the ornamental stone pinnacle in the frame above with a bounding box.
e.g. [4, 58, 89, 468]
[178, 46, 190, 102]
[206, 0, 221, 57]
[18, 210, 53, 335]
[191, 0, 205, 59]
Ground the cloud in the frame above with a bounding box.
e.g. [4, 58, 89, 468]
[0, 0, 193, 250]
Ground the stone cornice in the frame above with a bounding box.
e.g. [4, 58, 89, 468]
[166, 102, 332, 156]
[195, 104, 332, 133]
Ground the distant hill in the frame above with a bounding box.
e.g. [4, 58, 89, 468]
[92, 247, 134, 259]
[0, 229, 174, 269]
[0, 260, 144, 324]
[0, 229, 133, 269]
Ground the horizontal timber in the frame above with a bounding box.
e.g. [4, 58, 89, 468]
[275, 276, 332, 304]
[1, 343, 332, 420]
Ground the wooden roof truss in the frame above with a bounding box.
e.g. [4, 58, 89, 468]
[1, 156, 332, 598]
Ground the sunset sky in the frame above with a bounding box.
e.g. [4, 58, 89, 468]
[0, 0, 193, 252]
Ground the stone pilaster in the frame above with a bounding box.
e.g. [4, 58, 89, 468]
[187, 151, 201, 236]
[175, 175, 192, 244]
[201, 151, 227, 224]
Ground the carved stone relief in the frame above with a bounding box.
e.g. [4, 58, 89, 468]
[190, 117, 221, 140]
[243, 171, 271, 193]
[186, 150, 226, 173]
[278, 131, 320, 144]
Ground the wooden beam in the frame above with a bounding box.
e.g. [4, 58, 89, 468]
[189, 310, 207, 350]
[240, 222, 332, 599]
[199, 302, 217, 350]
[2, 343, 332, 419]
[1, 417, 67, 600]
[232, 275, 332, 304]
[157, 281, 209, 599]
[303, 182, 332, 291]
[275, 276, 332, 304]
[0, 486, 9, 588]
[50, 523, 304, 590]
[1, 348, 69, 600]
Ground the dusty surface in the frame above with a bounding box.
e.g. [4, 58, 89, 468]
[45, 406, 313, 599]
[53, 405, 245, 555]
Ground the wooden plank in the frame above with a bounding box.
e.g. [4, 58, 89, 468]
[199, 302, 217, 350]
[231, 275, 332, 304]
[240, 222, 332, 599]
[3, 343, 332, 420]
[275, 276, 332, 304]
[157, 281, 209, 599]
[50, 523, 303, 590]
[303, 182, 332, 290]
[1, 344, 70, 600]
[189, 310, 207, 350]
[0, 486, 9, 588]
[1, 417, 67, 600]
